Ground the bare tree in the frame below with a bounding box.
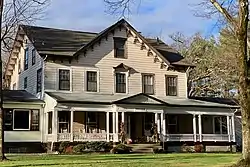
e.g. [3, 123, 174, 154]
[0, 0, 49, 160]
[104, 0, 249, 166]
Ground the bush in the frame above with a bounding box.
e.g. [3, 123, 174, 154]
[194, 144, 204, 153]
[73, 144, 86, 154]
[65, 146, 73, 154]
[112, 144, 132, 154]
[85, 141, 112, 152]
[181, 144, 194, 153]
[58, 141, 71, 154]
[152, 147, 164, 154]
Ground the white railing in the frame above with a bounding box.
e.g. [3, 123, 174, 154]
[161, 134, 231, 142]
[202, 134, 229, 142]
[58, 133, 72, 141]
[162, 134, 194, 142]
[73, 133, 107, 142]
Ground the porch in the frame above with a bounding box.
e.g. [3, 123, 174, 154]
[44, 106, 236, 143]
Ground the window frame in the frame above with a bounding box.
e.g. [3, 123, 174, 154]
[24, 77, 28, 89]
[58, 68, 71, 91]
[165, 75, 178, 96]
[115, 72, 128, 94]
[86, 71, 98, 92]
[37, 68, 42, 93]
[113, 37, 127, 59]
[32, 48, 36, 65]
[13, 109, 31, 131]
[167, 115, 178, 134]
[142, 73, 155, 95]
[24, 48, 29, 70]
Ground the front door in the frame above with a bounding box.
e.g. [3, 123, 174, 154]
[130, 113, 143, 142]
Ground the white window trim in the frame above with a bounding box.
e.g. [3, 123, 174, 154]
[84, 69, 100, 93]
[57, 68, 72, 92]
[13, 109, 31, 131]
[114, 71, 129, 94]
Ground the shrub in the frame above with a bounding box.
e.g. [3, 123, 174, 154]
[58, 141, 71, 154]
[194, 144, 204, 153]
[73, 144, 86, 154]
[85, 141, 112, 152]
[65, 146, 73, 154]
[181, 144, 193, 153]
[112, 143, 132, 154]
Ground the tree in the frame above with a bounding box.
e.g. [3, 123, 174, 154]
[104, 0, 249, 166]
[0, 0, 49, 160]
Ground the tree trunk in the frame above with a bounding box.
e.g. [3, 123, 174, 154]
[233, 0, 250, 166]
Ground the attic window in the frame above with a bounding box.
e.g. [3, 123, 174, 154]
[114, 37, 126, 58]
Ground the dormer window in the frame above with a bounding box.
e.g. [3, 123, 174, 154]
[24, 48, 29, 70]
[114, 37, 126, 58]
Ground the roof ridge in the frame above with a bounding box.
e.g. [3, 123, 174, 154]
[20, 24, 99, 35]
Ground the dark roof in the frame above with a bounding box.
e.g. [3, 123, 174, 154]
[189, 96, 239, 106]
[21, 25, 97, 56]
[3, 90, 44, 103]
[20, 19, 193, 67]
[146, 38, 195, 67]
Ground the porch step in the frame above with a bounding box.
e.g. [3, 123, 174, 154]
[129, 144, 161, 153]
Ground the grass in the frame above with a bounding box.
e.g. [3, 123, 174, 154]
[0, 153, 240, 167]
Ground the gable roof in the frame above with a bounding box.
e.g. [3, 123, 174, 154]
[3, 90, 44, 103]
[21, 25, 97, 56]
[19, 19, 193, 68]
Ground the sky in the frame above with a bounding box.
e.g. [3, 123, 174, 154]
[37, 0, 219, 43]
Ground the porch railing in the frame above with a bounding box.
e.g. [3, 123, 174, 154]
[161, 134, 232, 142]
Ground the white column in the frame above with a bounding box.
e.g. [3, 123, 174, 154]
[160, 112, 164, 142]
[198, 114, 202, 142]
[70, 110, 74, 142]
[193, 114, 197, 142]
[106, 112, 110, 142]
[116, 112, 119, 134]
[162, 113, 166, 136]
[231, 115, 236, 142]
[157, 113, 161, 134]
[122, 112, 125, 123]
[112, 112, 116, 138]
[227, 115, 231, 142]
[52, 109, 58, 142]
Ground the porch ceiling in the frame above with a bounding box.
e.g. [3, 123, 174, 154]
[46, 92, 238, 109]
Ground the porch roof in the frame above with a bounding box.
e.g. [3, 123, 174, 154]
[3, 90, 44, 104]
[46, 92, 238, 109]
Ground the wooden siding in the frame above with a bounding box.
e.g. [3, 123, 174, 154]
[10, 36, 44, 95]
[44, 26, 187, 98]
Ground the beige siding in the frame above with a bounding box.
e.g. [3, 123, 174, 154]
[10, 36, 44, 95]
[44, 26, 187, 98]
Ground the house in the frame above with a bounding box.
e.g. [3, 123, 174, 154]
[4, 19, 239, 152]
[2, 90, 44, 153]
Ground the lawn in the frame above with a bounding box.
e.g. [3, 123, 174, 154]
[0, 153, 240, 167]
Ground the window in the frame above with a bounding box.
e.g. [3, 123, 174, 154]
[115, 73, 126, 93]
[31, 110, 39, 131]
[13, 110, 30, 130]
[37, 68, 42, 93]
[142, 74, 154, 94]
[213, 116, 227, 134]
[144, 113, 154, 131]
[48, 112, 52, 134]
[24, 77, 27, 89]
[59, 69, 70, 90]
[24, 48, 29, 70]
[86, 112, 98, 133]
[114, 37, 126, 58]
[87, 71, 97, 92]
[18, 59, 21, 74]
[32, 49, 36, 65]
[4, 110, 13, 131]
[58, 111, 70, 133]
[166, 76, 177, 96]
[167, 115, 178, 134]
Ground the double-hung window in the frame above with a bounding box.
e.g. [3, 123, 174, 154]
[114, 37, 126, 58]
[87, 71, 97, 92]
[59, 69, 70, 91]
[115, 73, 126, 93]
[37, 68, 42, 93]
[166, 76, 177, 96]
[142, 74, 154, 95]
[24, 48, 29, 70]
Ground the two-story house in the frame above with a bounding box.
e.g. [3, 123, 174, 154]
[4, 19, 239, 152]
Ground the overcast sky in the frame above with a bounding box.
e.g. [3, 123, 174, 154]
[37, 0, 218, 42]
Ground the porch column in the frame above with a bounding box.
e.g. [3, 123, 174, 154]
[52, 109, 58, 142]
[116, 112, 119, 134]
[161, 112, 166, 141]
[155, 113, 160, 134]
[231, 115, 236, 142]
[70, 110, 74, 142]
[198, 114, 202, 142]
[121, 112, 125, 123]
[112, 112, 116, 139]
[227, 115, 231, 142]
[193, 114, 197, 142]
[106, 112, 110, 142]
